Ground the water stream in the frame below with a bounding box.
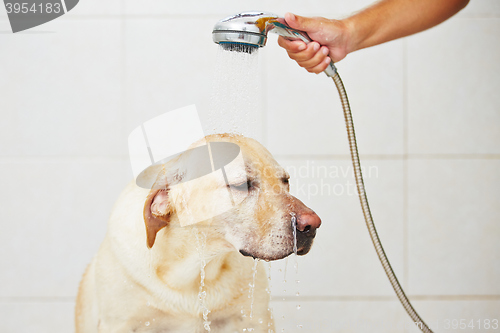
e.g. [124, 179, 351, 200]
[291, 213, 301, 321]
[249, 258, 259, 319]
[194, 227, 211, 331]
[206, 46, 263, 141]
[267, 262, 274, 331]
[207, 46, 303, 332]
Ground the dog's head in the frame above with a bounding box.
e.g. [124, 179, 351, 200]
[143, 134, 321, 261]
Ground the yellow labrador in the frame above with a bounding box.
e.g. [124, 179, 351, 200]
[75, 134, 321, 333]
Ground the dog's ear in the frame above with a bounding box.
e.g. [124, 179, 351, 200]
[143, 188, 172, 248]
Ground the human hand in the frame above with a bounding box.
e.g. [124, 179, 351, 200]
[277, 12, 352, 74]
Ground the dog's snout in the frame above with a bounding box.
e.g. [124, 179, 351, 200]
[296, 212, 321, 234]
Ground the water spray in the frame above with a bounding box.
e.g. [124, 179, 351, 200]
[213, 11, 433, 333]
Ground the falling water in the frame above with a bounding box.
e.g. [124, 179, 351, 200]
[267, 262, 274, 331]
[291, 213, 298, 258]
[194, 227, 211, 331]
[207, 45, 305, 332]
[206, 46, 263, 141]
[291, 213, 302, 329]
[248, 259, 259, 319]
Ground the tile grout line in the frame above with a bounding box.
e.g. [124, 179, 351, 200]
[273, 153, 500, 160]
[2, 295, 498, 303]
[120, 0, 127, 162]
[0, 156, 130, 163]
[270, 295, 500, 302]
[1, 153, 498, 163]
[402, 38, 409, 290]
[0, 297, 76, 303]
[0, 13, 497, 20]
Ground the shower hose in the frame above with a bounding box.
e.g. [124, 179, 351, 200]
[331, 72, 433, 333]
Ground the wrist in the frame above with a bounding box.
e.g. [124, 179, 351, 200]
[340, 16, 361, 54]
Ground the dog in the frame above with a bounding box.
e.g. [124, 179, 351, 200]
[75, 133, 321, 333]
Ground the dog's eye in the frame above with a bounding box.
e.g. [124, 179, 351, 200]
[229, 180, 251, 191]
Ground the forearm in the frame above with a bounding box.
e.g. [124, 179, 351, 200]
[344, 0, 469, 52]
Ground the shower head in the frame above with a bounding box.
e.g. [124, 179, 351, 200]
[212, 11, 337, 76]
[212, 12, 306, 50]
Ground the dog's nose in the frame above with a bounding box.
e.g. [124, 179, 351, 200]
[296, 212, 321, 234]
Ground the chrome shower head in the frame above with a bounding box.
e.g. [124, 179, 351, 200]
[212, 11, 337, 75]
[212, 11, 275, 52]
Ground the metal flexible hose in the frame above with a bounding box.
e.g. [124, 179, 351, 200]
[331, 73, 433, 333]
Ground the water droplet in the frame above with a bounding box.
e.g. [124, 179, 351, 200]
[296, 305, 301, 310]
[145, 321, 150, 327]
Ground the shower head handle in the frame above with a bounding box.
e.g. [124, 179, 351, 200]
[212, 11, 337, 77]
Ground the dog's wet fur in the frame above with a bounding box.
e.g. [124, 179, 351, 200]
[76, 134, 321, 332]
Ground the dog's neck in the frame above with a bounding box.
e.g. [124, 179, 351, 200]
[150, 225, 241, 292]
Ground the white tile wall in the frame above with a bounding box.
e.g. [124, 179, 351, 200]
[271, 299, 413, 333]
[0, 10, 10, 31]
[0, 301, 75, 333]
[123, 0, 375, 17]
[265, 36, 405, 156]
[123, 17, 218, 133]
[0, 19, 125, 158]
[0, 160, 130, 298]
[407, 18, 500, 155]
[458, 0, 500, 17]
[411, 300, 500, 333]
[408, 159, 500, 295]
[0, 1, 499, 332]
[68, 0, 123, 16]
[271, 299, 500, 332]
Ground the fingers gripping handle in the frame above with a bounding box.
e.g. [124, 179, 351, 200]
[270, 21, 337, 77]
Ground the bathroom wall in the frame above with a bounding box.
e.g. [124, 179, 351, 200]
[0, 0, 499, 332]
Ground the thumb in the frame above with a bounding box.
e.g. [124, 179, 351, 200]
[284, 12, 317, 32]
